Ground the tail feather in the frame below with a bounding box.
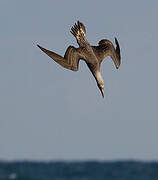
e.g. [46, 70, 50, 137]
[70, 21, 87, 46]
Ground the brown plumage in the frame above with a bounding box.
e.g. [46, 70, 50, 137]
[37, 21, 121, 97]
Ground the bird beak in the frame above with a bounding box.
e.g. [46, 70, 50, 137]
[99, 86, 104, 98]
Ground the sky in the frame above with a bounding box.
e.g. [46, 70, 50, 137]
[0, 0, 158, 161]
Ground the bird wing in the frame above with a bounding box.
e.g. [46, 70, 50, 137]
[37, 45, 81, 71]
[70, 21, 90, 47]
[92, 38, 121, 69]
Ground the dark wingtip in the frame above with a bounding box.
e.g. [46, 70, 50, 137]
[77, 20, 81, 25]
[115, 37, 121, 61]
[114, 37, 119, 46]
[37, 44, 41, 48]
[37, 44, 44, 51]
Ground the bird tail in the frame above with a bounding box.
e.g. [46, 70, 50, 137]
[70, 21, 87, 46]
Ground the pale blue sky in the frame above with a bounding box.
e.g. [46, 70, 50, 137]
[0, 0, 158, 161]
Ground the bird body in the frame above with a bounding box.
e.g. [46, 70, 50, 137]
[37, 21, 121, 97]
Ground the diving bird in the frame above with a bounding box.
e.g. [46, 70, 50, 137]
[37, 21, 121, 97]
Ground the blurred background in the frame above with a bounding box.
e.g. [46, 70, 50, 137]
[0, 0, 158, 162]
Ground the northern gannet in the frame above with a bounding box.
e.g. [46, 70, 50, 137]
[37, 21, 121, 97]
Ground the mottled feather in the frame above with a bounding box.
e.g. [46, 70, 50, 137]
[37, 21, 121, 97]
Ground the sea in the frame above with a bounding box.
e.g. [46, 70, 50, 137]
[0, 161, 158, 180]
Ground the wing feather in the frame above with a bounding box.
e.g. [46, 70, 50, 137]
[70, 21, 89, 47]
[92, 38, 121, 69]
[37, 45, 81, 71]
